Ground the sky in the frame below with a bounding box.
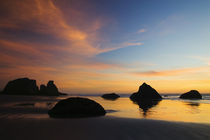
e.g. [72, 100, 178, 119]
[0, 0, 210, 94]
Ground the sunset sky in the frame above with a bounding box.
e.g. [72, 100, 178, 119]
[0, 0, 210, 94]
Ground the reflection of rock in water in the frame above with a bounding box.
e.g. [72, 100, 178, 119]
[186, 102, 200, 107]
[185, 102, 200, 114]
[132, 99, 161, 117]
[15, 102, 54, 108]
[16, 103, 35, 106]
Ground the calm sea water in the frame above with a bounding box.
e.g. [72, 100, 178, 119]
[0, 94, 210, 124]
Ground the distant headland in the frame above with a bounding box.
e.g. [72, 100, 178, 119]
[0, 77, 67, 96]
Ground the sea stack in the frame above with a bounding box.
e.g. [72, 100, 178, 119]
[2, 78, 39, 95]
[39, 81, 59, 96]
[179, 90, 202, 99]
[130, 83, 162, 101]
[2, 78, 65, 96]
[101, 93, 120, 100]
[48, 97, 106, 118]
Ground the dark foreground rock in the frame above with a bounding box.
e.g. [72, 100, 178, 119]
[48, 97, 106, 118]
[130, 83, 162, 101]
[101, 93, 120, 100]
[180, 90, 202, 99]
[2, 78, 39, 95]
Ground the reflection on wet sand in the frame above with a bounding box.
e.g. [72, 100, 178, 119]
[132, 99, 161, 117]
[15, 102, 54, 108]
[16, 103, 35, 106]
[186, 102, 200, 107]
[185, 102, 200, 114]
[1, 95, 210, 123]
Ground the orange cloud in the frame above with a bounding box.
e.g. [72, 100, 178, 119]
[0, 0, 87, 40]
[0, 0, 101, 56]
[0, 39, 50, 58]
[0, 0, 142, 57]
[0, 38, 123, 72]
[137, 28, 146, 33]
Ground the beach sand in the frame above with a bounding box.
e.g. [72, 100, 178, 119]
[0, 117, 210, 140]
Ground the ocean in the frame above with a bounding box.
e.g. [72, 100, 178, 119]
[0, 94, 210, 124]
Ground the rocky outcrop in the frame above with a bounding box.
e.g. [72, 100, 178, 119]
[2, 78, 39, 95]
[2, 78, 66, 96]
[179, 90, 202, 99]
[101, 93, 120, 100]
[47, 81, 59, 94]
[39, 84, 46, 94]
[48, 97, 106, 118]
[130, 83, 162, 101]
[39, 81, 60, 96]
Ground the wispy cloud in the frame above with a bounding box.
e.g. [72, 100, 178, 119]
[122, 42, 144, 46]
[0, 0, 105, 57]
[137, 28, 146, 33]
[0, 0, 145, 58]
[132, 67, 206, 77]
[97, 41, 144, 55]
[0, 39, 51, 58]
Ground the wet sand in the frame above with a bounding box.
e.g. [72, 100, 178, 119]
[0, 117, 210, 140]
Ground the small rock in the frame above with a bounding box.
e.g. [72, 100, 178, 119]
[101, 93, 120, 100]
[179, 90, 202, 99]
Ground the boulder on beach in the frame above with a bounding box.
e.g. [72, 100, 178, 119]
[101, 93, 120, 100]
[179, 90, 202, 99]
[130, 83, 162, 101]
[48, 97, 106, 118]
[2, 78, 39, 95]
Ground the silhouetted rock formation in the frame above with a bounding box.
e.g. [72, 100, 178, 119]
[2, 78, 39, 95]
[130, 83, 162, 101]
[40, 84, 47, 94]
[102, 93, 120, 100]
[48, 97, 106, 118]
[47, 81, 59, 93]
[39, 81, 59, 96]
[179, 90, 202, 99]
[2, 78, 66, 96]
